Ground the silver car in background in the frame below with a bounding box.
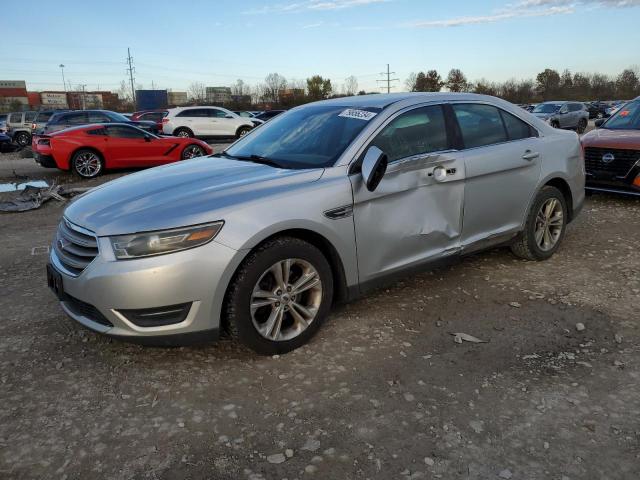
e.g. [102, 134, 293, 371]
[531, 101, 590, 133]
[47, 93, 585, 355]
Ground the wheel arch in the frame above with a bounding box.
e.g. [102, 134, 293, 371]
[544, 177, 574, 222]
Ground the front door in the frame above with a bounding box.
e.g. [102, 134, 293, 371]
[104, 125, 162, 166]
[450, 103, 542, 247]
[350, 104, 465, 285]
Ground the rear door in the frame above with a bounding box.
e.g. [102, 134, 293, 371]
[450, 103, 542, 249]
[350, 104, 466, 284]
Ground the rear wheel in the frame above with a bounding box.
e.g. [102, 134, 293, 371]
[15, 131, 31, 147]
[236, 126, 252, 139]
[576, 118, 587, 134]
[71, 149, 104, 178]
[511, 186, 567, 261]
[181, 144, 205, 160]
[174, 127, 193, 138]
[224, 237, 333, 355]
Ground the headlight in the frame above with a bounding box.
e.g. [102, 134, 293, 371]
[110, 222, 223, 260]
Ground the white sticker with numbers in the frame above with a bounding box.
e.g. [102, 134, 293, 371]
[338, 109, 377, 121]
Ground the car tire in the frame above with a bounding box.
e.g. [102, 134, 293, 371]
[174, 127, 193, 138]
[224, 236, 334, 355]
[71, 149, 104, 178]
[576, 118, 587, 134]
[550, 120, 560, 129]
[236, 126, 252, 139]
[511, 186, 568, 261]
[181, 144, 206, 160]
[15, 132, 31, 147]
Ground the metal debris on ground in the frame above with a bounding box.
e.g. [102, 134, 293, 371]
[451, 332, 488, 344]
[0, 183, 92, 213]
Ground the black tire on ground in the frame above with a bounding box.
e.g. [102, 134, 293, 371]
[550, 121, 560, 129]
[510, 185, 568, 261]
[236, 126, 252, 139]
[174, 127, 193, 138]
[71, 149, 104, 178]
[576, 118, 587, 134]
[224, 236, 334, 355]
[15, 132, 31, 147]
[181, 144, 205, 160]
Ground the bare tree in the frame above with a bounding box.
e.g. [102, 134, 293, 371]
[188, 82, 207, 103]
[264, 73, 287, 104]
[344, 75, 358, 96]
[233, 79, 245, 96]
[405, 72, 417, 92]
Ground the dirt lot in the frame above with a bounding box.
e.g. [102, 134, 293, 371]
[1, 151, 639, 480]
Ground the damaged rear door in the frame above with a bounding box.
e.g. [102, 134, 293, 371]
[349, 104, 465, 285]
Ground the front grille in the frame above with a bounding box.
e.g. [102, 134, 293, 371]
[53, 219, 99, 276]
[64, 295, 113, 327]
[584, 147, 640, 177]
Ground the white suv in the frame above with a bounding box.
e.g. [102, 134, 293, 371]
[162, 106, 256, 139]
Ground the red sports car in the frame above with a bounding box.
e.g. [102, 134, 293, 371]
[33, 123, 213, 178]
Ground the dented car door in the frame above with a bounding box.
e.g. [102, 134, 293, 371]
[349, 104, 465, 284]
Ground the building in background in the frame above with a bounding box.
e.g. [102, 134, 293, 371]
[40, 91, 69, 109]
[168, 91, 188, 106]
[67, 92, 103, 110]
[0, 80, 29, 112]
[206, 87, 232, 105]
[136, 89, 168, 110]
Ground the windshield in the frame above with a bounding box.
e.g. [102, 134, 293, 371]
[533, 103, 562, 113]
[225, 105, 382, 169]
[602, 100, 640, 130]
[105, 111, 130, 122]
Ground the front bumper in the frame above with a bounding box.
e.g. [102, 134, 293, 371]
[49, 236, 244, 343]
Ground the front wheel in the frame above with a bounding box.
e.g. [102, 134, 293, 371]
[576, 118, 587, 134]
[511, 186, 567, 261]
[181, 144, 205, 160]
[224, 237, 334, 355]
[71, 149, 104, 178]
[15, 132, 31, 147]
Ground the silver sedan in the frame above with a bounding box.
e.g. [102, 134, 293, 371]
[47, 93, 585, 354]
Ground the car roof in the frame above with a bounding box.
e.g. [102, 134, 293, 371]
[312, 92, 528, 109]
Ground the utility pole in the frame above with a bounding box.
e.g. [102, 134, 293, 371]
[126, 47, 136, 106]
[59, 64, 66, 92]
[377, 64, 399, 93]
[80, 84, 87, 110]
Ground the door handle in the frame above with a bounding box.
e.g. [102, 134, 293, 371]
[522, 150, 539, 161]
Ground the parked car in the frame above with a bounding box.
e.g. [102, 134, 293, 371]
[43, 110, 159, 135]
[130, 109, 168, 133]
[33, 123, 212, 178]
[31, 109, 70, 135]
[0, 114, 7, 133]
[531, 101, 589, 133]
[47, 93, 584, 354]
[0, 132, 19, 153]
[253, 110, 286, 122]
[5, 111, 37, 146]
[234, 111, 256, 118]
[581, 97, 640, 196]
[585, 102, 606, 119]
[605, 102, 625, 118]
[162, 106, 255, 139]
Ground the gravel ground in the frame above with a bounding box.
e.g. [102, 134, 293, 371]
[1, 149, 639, 480]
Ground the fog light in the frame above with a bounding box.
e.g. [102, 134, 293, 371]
[118, 303, 192, 327]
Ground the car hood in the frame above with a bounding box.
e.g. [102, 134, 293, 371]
[64, 157, 324, 236]
[581, 128, 640, 149]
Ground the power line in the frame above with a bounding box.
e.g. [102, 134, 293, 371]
[126, 47, 136, 104]
[376, 64, 399, 93]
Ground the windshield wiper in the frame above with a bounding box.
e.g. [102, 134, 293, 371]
[217, 152, 283, 168]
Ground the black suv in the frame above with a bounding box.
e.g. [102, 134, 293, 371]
[43, 110, 158, 134]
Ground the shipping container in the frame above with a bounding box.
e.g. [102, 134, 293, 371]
[167, 91, 188, 106]
[0, 96, 29, 108]
[67, 92, 103, 110]
[27, 92, 41, 107]
[40, 92, 69, 108]
[136, 90, 168, 110]
[0, 87, 29, 97]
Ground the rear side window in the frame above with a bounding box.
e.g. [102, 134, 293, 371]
[453, 104, 508, 149]
[86, 128, 106, 136]
[370, 105, 449, 163]
[176, 109, 208, 118]
[88, 112, 111, 123]
[35, 112, 54, 122]
[9, 113, 22, 123]
[500, 110, 534, 141]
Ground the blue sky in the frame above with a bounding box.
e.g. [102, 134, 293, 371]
[1, 0, 639, 93]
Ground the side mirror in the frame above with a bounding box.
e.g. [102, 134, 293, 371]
[361, 146, 388, 192]
[225, 114, 234, 119]
[594, 119, 605, 128]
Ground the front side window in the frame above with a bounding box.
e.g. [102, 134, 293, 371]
[532, 103, 562, 114]
[88, 112, 111, 123]
[369, 105, 449, 162]
[209, 109, 229, 118]
[24, 112, 36, 122]
[106, 125, 147, 139]
[176, 108, 208, 118]
[453, 104, 508, 148]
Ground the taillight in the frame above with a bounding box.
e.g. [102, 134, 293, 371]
[38, 138, 50, 146]
[31, 123, 36, 130]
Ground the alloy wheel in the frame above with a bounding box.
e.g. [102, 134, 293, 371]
[182, 145, 204, 159]
[75, 152, 101, 177]
[250, 258, 322, 342]
[534, 198, 564, 251]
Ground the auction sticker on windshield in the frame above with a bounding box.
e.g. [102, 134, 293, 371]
[339, 109, 378, 121]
